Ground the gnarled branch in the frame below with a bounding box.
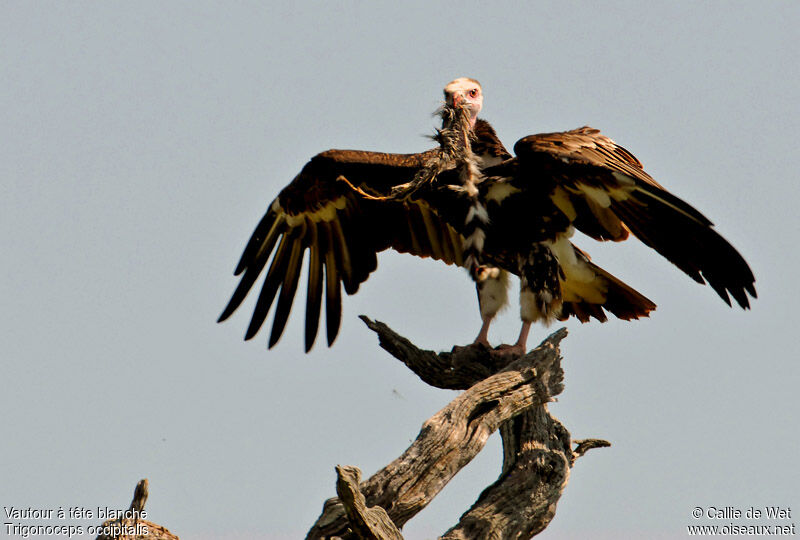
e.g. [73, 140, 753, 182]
[307, 321, 604, 539]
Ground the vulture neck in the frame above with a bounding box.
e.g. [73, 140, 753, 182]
[436, 104, 476, 163]
[436, 104, 481, 197]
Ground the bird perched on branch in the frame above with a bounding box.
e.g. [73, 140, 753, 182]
[219, 78, 756, 353]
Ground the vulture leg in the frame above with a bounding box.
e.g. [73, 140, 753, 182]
[473, 316, 492, 347]
[496, 244, 564, 355]
[497, 320, 532, 356]
[472, 266, 509, 346]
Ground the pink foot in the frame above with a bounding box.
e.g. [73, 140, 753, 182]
[491, 343, 526, 356]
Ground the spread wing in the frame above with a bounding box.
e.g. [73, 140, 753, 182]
[512, 127, 756, 308]
[218, 149, 466, 351]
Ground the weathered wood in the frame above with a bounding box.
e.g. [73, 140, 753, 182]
[358, 315, 522, 390]
[573, 438, 612, 458]
[307, 324, 574, 539]
[443, 407, 571, 538]
[335, 466, 404, 540]
[128, 479, 148, 514]
[95, 479, 179, 540]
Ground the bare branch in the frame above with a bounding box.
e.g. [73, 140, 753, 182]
[358, 316, 567, 390]
[573, 438, 612, 459]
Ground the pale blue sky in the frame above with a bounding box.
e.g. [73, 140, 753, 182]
[2, 2, 798, 539]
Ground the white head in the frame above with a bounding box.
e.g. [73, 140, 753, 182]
[443, 77, 483, 128]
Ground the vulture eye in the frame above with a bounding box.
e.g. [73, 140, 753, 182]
[468, 89, 479, 98]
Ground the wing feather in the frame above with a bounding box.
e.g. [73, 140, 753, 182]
[234, 205, 286, 276]
[323, 235, 341, 347]
[305, 224, 323, 352]
[328, 217, 354, 294]
[218, 210, 286, 322]
[220, 149, 467, 350]
[245, 230, 293, 340]
[513, 127, 756, 308]
[419, 204, 445, 261]
[268, 220, 307, 348]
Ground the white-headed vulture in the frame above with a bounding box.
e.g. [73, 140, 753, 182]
[219, 78, 756, 353]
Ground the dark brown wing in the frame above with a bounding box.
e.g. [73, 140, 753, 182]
[513, 127, 756, 308]
[218, 149, 465, 351]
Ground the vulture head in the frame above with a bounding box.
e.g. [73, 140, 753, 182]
[443, 77, 482, 128]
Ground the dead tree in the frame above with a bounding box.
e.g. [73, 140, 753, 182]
[95, 479, 179, 540]
[306, 317, 609, 539]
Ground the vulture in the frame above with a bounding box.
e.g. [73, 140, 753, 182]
[219, 77, 756, 353]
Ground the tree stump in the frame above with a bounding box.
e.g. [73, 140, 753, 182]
[306, 317, 609, 539]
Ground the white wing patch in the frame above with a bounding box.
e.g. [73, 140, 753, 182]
[546, 232, 608, 304]
[551, 186, 577, 221]
[283, 196, 348, 226]
[475, 153, 505, 169]
[486, 181, 521, 203]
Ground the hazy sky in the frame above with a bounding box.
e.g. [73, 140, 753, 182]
[2, 2, 798, 539]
